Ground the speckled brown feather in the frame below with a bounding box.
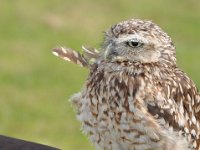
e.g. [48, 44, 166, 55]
[53, 47, 88, 67]
[53, 46, 100, 68]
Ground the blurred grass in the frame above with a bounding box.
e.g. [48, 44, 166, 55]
[0, 0, 199, 149]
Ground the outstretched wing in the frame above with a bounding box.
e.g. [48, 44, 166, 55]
[81, 45, 100, 61]
[52, 46, 100, 68]
[53, 47, 89, 67]
[147, 68, 200, 149]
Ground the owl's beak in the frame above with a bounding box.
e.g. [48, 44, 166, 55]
[104, 46, 126, 62]
[104, 44, 111, 60]
[104, 49, 108, 60]
[104, 43, 118, 60]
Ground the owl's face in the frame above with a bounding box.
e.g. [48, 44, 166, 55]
[102, 19, 176, 66]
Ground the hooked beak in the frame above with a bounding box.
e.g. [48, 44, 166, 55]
[104, 43, 111, 60]
[104, 43, 127, 62]
[104, 43, 119, 60]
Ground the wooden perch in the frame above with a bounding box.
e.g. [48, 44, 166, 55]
[0, 135, 60, 150]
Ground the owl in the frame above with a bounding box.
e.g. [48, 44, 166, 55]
[53, 19, 200, 150]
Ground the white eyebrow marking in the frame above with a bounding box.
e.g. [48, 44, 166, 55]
[115, 34, 149, 44]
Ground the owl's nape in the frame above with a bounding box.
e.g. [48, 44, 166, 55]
[53, 18, 200, 150]
[103, 19, 176, 66]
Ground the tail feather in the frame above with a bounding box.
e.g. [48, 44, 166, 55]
[53, 47, 88, 67]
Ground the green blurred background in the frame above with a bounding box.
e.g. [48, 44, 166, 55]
[0, 0, 199, 149]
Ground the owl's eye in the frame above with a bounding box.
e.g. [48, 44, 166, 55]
[126, 40, 143, 48]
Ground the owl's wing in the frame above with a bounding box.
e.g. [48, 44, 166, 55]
[53, 47, 89, 67]
[52, 46, 100, 67]
[146, 68, 200, 148]
[81, 45, 100, 61]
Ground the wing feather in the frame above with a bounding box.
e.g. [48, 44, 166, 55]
[52, 46, 100, 67]
[146, 68, 200, 149]
[52, 47, 88, 67]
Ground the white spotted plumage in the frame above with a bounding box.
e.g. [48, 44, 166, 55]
[53, 19, 200, 150]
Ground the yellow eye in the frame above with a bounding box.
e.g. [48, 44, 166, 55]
[126, 40, 143, 48]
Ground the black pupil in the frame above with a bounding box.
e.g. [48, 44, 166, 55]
[131, 41, 139, 47]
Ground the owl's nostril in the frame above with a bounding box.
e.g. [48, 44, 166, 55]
[104, 45, 118, 60]
[110, 50, 118, 56]
[105, 49, 118, 60]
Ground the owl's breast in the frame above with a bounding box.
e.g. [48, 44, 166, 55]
[72, 68, 164, 150]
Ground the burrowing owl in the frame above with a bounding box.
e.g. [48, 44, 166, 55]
[53, 19, 200, 150]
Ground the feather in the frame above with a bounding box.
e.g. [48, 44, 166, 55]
[81, 45, 99, 59]
[52, 47, 88, 67]
[81, 45, 100, 64]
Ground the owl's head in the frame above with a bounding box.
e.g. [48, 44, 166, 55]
[102, 19, 176, 66]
